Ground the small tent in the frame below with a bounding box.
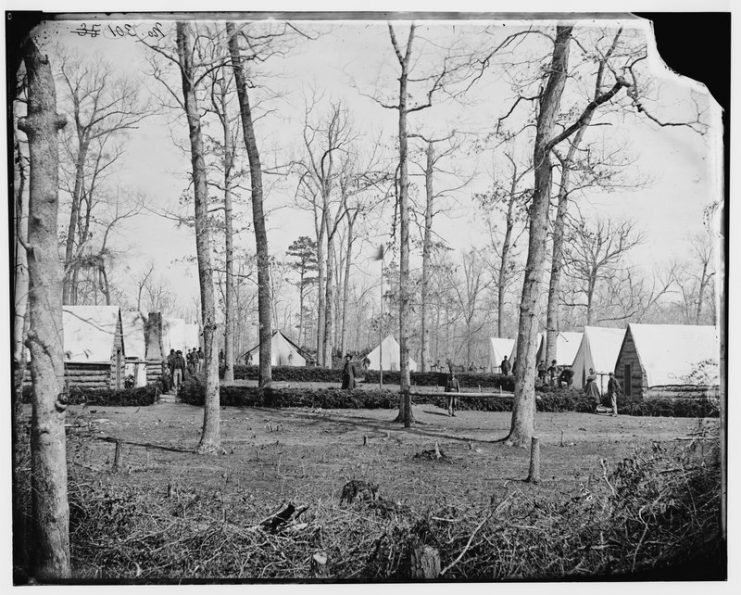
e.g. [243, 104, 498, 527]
[62, 305, 125, 389]
[614, 324, 719, 399]
[242, 330, 308, 367]
[489, 338, 515, 373]
[121, 311, 149, 387]
[536, 331, 583, 367]
[364, 334, 417, 372]
[571, 326, 626, 391]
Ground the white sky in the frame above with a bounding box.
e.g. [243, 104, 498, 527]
[24, 14, 721, 315]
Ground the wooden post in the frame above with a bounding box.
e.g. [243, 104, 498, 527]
[527, 436, 540, 483]
[311, 551, 329, 578]
[112, 440, 122, 472]
[410, 545, 441, 579]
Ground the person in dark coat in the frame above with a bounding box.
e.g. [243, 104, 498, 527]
[559, 367, 574, 387]
[341, 354, 356, 390]
[173, 350, 186, 391]
[537, 360, 547, 384]
[584, 367, 601, 407]
[445, 371, 461, 416]
[548, 359, 559, 387]
[500, 355, 511, 375]
[607, 372, 621, 417]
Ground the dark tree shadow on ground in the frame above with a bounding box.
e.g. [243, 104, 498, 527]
[252, 407, 510, 446]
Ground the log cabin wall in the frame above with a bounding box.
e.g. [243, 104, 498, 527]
[63, 363, 112, 389]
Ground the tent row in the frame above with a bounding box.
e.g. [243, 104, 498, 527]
[491, 323, 719, 399]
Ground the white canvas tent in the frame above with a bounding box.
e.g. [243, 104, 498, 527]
[624, 324, 719, 388]
[572, 326, 626, 390]
[243, 330, 307, 367]
[365, 334, 417, 372]
[489, 338, 515, 373]
[536, 331, 583, 367]
[121, 311, 148, 387]
[63, 305, 122, 363]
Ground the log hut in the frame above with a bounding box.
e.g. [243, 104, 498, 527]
[62, 305, 125, 389]
[614, 323, 720, 400]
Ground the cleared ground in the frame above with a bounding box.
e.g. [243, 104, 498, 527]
[65, 402, 717, 509]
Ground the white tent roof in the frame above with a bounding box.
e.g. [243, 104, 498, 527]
[63, 306, 121, 363]
[489, 338, 515, 368]
[509, 333, 544, 362]
[628, 324, 720, 386]
[121, 311, 147, 360]
[572, 326, 625, 388]
[365, 334, 417, 372]
[537, 331, 583, 366]
[163, 318, 201, 353]
[244, 330, 307, 367]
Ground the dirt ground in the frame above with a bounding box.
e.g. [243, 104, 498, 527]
[63, 401, 718, 512]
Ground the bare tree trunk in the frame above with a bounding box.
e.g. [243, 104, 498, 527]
[508, 26, 572, 448]
[392, 26, 414, 427]
[340, 213, 355, 355]
[586, 276, 596, 325]
[227, 22, 272, 386]
[176, 23, 221, 453]
[545, 125, 588, 364]
[315, 223, 326, 365]
[323, 233, 336, 366]
[420, 141, 434, 372]
[297, 269, 305, 347]
[13, 134, 31, 575]
[497, 174, 518, 337]
[62, 141, 88, 305]
[219, 83, 236, 382]
[17, 39, 71, 579]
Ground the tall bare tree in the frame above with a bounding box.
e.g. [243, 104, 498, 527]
[409, 133, 469, 371]
[206, 69, 241, 381]
[449, 249, 493, 367]
[562, 214, 643, 324]
[174, 22, 222, 452]
[227, 21, 273, 387]
[507, 25, 573, 448]
[476, 149, 531, 338]
[294, 99, 355, 366]
[17, 38, 71, 579]
[57, 54, 149, 304]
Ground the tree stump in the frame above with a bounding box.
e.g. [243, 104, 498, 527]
[311, 551, 329, 578]
[526, 437, 540, 483]
[410, 545, 441, 579]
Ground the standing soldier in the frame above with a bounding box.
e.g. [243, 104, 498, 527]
[607, 372, 621, 417]
[197, 347, 204, 373]
[341, 354, 356, 390]
[445, 370, 461, 416]
[500, 355, 511, 375]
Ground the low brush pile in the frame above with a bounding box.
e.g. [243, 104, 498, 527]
[62, 434, 723, 581]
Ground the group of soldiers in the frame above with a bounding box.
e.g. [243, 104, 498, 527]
[163, 347, 204, 393]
